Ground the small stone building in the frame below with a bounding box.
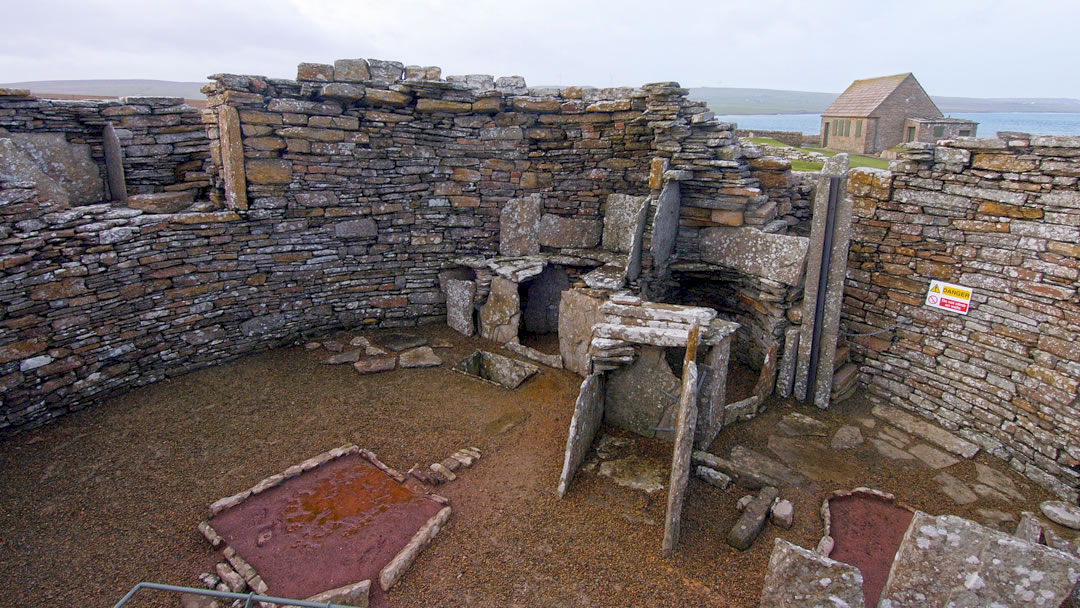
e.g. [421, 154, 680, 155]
[820, 73, 977, 155]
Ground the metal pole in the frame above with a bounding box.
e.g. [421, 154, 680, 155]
[112, 581, 362, 608]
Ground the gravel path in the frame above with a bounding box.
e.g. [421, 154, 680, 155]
[0, 324, 1057, 607]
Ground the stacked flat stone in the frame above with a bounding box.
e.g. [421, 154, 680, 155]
[0, 93, 213, 200]
[845, 134, 1080, 502]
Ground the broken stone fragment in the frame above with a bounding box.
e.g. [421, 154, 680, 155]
[770, 498, 794, 529]
[1040, 500, 1080, 530]
[759, 538, 865, 608]
[727, 486, 779, 550]
[736, 494, 754, 511]
[1014, 511, 1043, 544]
[695, 466, 731, 489]
[323, 340, 343, 353]
[354, 356, 397, 375]
[398, 346, 442, 368]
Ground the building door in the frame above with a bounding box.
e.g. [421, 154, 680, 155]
[906, 126, 916, 142]
[823, 123, 830, 147]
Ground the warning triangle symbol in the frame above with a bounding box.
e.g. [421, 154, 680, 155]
[930, 285, 940, 293]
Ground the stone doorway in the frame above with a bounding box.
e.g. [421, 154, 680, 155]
[518, 264, 570, 355]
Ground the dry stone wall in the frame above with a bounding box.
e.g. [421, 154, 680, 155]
[844, 136, 1080, 501]
[0, 89, 214, 200]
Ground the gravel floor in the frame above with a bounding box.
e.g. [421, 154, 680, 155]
[0, 324, 1059, 608]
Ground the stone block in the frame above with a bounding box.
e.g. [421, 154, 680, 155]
[602, 193, 649, 254]
[320, 83, 366, 101]
[0, 139, 71, 208]
[538, 214, 603, 249]
[245, 159, 292, 185]
[557, 374, 605, 497]
[333, 58, 370, 82]
[498, 194, 542, 256]
[297, 62, 334, 81]
[334, 218, 377, 239]
[699, 227, 809, 287]
[445, 279, 476, 337]
[880, 512, 1080, 607]
[367, 59, 404, 82]
[479, 277, 520, 344]
[759, 538, 865, 608]
[7, 133, 104, 204]
[558, 288, 606, 377]
[727, 486, 779, 551]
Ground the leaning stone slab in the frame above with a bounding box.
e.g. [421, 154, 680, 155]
[379, 505, 452, 591]
[103, 122, 126, 202]
[0, 138, 71, 207]
[499, 194, 542, 256]
[759, 538, 865, 608]
[699, 227, 809, 287]
[558, 374, 605, 497]
[649, 182, 680, 270]
[1014, 511, 1043, 544]
[663, 352, 699, 557]
[871, 405, 979, 459]
[879, 512, 1080, 608]
[775, 327, 800, 399]
[445, 279, 476, 337]
[1041, 501, 1080, 531]
[726, 485, 779, 550]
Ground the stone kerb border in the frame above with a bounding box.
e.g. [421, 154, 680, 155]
[197, 444, 451, 606]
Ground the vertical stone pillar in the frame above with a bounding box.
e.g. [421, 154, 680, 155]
[102, 123, 126, 203]
[217, 105, 247, 211]
[794, 154, 850, 407]
[663, 326, 700, 557]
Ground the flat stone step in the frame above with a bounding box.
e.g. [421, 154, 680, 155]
[871, 405, 979, 459]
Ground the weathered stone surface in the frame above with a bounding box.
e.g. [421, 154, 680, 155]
[649, 183, 680, 268]
[695, 336, 731, 449]
[871, 405, 979, 459]
[538, 214, 602, 249]
[303, 579, 370, 608]
[399, 346, 441, 368]
[777, 411, 830, 437]
[730, 445, 808, 488]
[692, 450, 775, 490]
[663, 350, 699, 557]
[582, 264, 626, 290]
[1014, 511, 1043, 544]
[695, 466, 731, 489]
[102, 123, 126, 202]
[770, 498, 794, 529]
[377, 333, 428, 352]
[379, 506, 451, 591]
[322, 349, 362, 365]
[699, 227, 809, 287]
[499, 194, 542, 256]
[598, 455, 666, 493]
[333, 218, 377, 239]
[775, 327, 800, 399]
[908, 443, 960, 470]
[0, 138, 71, 207]
[831, 425, 865, 449]
[333, 58, 370, 82]
[557, 373, 605, 497]
[445, 279, 476, 337]
[319, 83, 365, 101]
[353, 356, 396, 375]
[1041, 501, 1080, 530]
[605, 347, 681, 441]
[760, 538, 865, 608]
[7, 133, 104, 204]
[127, 191, 194, 214]
[245, 159, 291, 185]
[870, 438, 916, 461]
[479, 277, 520, 344]
[934, 472, 978, 505]
[727, 485, 779, 550]
[879, 512, 1080, 608]
[558, 288, 606, 376]
[602, 193, 649, 253]
[217, 105, 247, 210]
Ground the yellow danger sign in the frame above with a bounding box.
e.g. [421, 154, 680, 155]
[925, 280, 973, 315]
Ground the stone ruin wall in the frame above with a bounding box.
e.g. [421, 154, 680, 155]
[844, 136, 1080, 501]
[0, 91, 215, 200]
[0, 58, 778, 434]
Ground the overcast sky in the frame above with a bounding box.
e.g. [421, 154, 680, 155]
[2, 0, 1076, 98]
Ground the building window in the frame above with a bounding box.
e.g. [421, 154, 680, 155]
[833, 121, 839, 136]
[959, 129, 971, 136]
[855, 120, 862, 137]
[933, 126, 945, 137]
[906, 126, 916, 142]
[844, 120, 851, 137]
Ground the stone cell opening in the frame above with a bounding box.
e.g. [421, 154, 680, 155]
[518, 264, 570, 355]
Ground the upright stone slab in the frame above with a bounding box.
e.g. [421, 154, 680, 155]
[662, 327, 700, 557]
[649, 181, 680, 270]
[538, 214, 602, 249]
[0, 138, 71, 207]
[217, 105, 248, 211]
[8, 132, 104, 204]
[753, 339, 779, 401]
[776, 326, 800, 399]
[102, 123, 126, 203]
[499, 194, 542, 256]
[557, 374, 605, 497]
[880, 512, 1080, 608]
[605, 347, 681, 440]
[625, 193, 651, 281]
[695, 336, 731, 449]
[759, 539, 865, 608]
[795, 154, 849, 405]
[479, 276, 520, 344]
[698, 227, 810, 287]
[602, 193, 648, 253]
[445, 279, 476, 337]
[558, 288, 607, 377]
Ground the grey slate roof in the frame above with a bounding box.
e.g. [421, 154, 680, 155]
[823, 73, 913, 117]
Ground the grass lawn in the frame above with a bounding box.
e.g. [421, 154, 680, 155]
[743, 138, 891, 171]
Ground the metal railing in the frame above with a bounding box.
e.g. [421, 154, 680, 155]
[112, 582, 362, 608]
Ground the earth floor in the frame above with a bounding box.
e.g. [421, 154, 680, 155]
[0, 323, 1062, 608]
